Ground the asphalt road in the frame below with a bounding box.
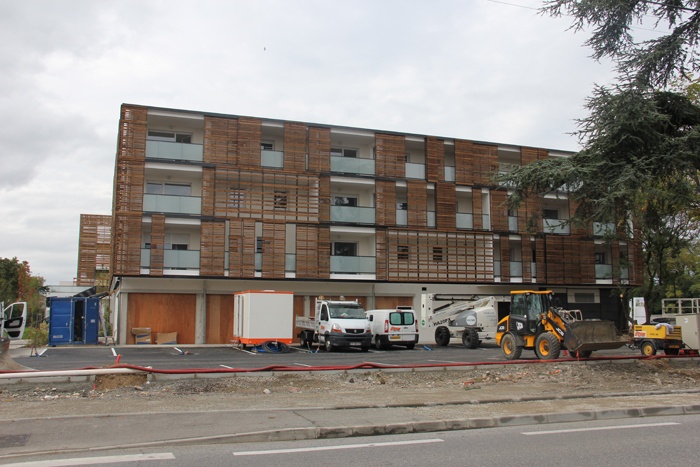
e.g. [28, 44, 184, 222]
[11, 341, 644, 372]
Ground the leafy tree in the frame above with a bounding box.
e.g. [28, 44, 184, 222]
[499, 2, 700, 320]
[1, 257, 47, 338]
[0, 257, 22, 305]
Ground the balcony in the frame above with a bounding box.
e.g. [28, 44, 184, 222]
[593, 222, 616, 237]
[330, 255, 376, 274]
[405, 162, 425, 179]
[595, 264, 613, 279]
[456, 213, 474, 229]
[331, 156, 375, 175]
[146, 140, 203, 162]
[396, 210, 408, 226]
[143, 194, 202, 215]
[261, 149, 284, 168]
[330, 205, 375, 224]
[543, 218, 570, 235]
[140, 249, 200, 269]
[444, 166, 456, 182]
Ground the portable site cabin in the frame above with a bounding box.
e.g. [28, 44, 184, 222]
[233, 290, 294, 346]
[48, 296, 101, 346]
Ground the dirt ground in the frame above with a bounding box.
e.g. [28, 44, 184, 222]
[1, 358, 699, 421]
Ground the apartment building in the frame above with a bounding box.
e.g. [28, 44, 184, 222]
[108, 104, 641, 345]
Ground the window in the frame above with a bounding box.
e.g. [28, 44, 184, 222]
[432, 246, 444, 262]
[574, 293, 595, 303]
[397, 245, 409, 261]
[165, 233, 189, 250]
[96, 225, 110, 244]
[274, 191, 288, 210]
[543, 209, 559, 219]
[256, 237, 263, 253]
[331, 147, 357, 158]
[333, 242, 357, 256]
[332, 196, 358, 207]
[147, 130, 192, 143]
[594, 252, 606, 264]
[146, 182, 191, 196]
[229, 189, 245, 209]
[390, 311, 415, 326]
[396, 202, 408, 210]
[261, 141, 274, 151]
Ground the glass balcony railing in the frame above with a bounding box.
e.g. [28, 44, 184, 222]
[255, 252, 262, 272]
[261, 149, 284, 168]
[482, 214, 491, 230]
[143, 194, 201, 215]
[456, 213, 474, 229]
[330, 156, 375, 175]
[494, 260, 501, 276]
[140, 249, 200, 269]
[510, 261, 523, 277]
[593, 222, 616, 237]
[285, 254, 296, 273]
[146, 140, 203, 162]
[330, 255, 376, 274]
[508, 216, 518, 232]
[595, 264, 613, 279]
[396, 210, 408, 226]
[444, 166, 456, 182]
[428, 211, 436, 227]
[543, 218, 570, 235]
[330, 205, 375, 224]
[405, 162, 425, 179]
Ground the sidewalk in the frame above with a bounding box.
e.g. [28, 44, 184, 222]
[1, 386, 699, 460]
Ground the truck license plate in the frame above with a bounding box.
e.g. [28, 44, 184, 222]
[349, 342, 361, 346]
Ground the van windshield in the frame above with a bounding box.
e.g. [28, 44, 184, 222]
[329, 304, 366, 319]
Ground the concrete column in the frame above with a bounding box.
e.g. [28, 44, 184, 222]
[195, 293, 206, 344]
[118, 293, 128, 345]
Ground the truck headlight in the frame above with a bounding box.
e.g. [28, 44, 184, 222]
[331, 323, 343, 333]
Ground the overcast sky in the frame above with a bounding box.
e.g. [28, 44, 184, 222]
[0, 0, 618, 285]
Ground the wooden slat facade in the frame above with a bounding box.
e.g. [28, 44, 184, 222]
[407, 180, 428, 227]
[284, 122, 307, 173]
[261, 222, 286, 278]
[375, 180, 397, 227]
[376, 133, 405, 179]
[308, 126, 330, 173]
[76, 214, 112, 287]
[435, 182, 456, 230]
[426, 136, 444, 183]
[200, 220, 226, 276]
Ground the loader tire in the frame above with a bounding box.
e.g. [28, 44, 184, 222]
[535, 333, 561, 360]
[501, 333, 522, 360]
[462, 329, 479, 349]
[640, 341, 656, 356]
[435, 327, 451, 346]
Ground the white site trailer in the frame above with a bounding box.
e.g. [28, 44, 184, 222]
[233, 290, 294, 347]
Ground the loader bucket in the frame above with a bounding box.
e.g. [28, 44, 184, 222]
[564, 320, 627, 352]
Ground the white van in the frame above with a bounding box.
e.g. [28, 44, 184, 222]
[366, 306, 419, 350]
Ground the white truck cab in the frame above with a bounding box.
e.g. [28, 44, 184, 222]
[366, 306, 419, 350]
[297, 298, 372, 352]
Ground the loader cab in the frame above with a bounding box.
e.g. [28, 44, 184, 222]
[509, 291, 553, 335]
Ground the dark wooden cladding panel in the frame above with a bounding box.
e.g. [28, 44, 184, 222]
[407, 180, 427, 227]
[376, 133, 405, 178]
[579, 238, 596, 283]
[149, 214, 165, 276]
[261, 222, 286, 278]
[490, 189, 509, 232]
[426, 137, 444, 183]
[522, 196, 543, 234]
[201, 167, 216, 217]
[115, 105, 146, 214]
[317, 227, 331, 277]
[111, 213, 142, 275]
[569, 199, 587, 236]
[500, 239, 511, 281]
[284, 122, 307, 172]
[521, 236, 533, 281]
[382, 230, 494, 282]
[308, 126, 330, 173]
[375, 180, 397, 227]
[454, 139, 473, 186]
[435, 182, 456, 230]
[206, 294, 234, 344]
[77, 214, 112, 287]
[295, 225, 330, 279]
[542, 235, 600, 284]
[473, 143, 499, 186]
[521, 147, 540, 166]
[200, 220, 226, 276]
[203, 116, 238, 166]
[228, 218, 256, 278]
[319, 175, 330, 223]
[237, 117, 262, 169]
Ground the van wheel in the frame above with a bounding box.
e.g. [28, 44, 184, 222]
[405, 343, 415, 350]
[375, 335, 387, 350]
[324, 338, 333, 352]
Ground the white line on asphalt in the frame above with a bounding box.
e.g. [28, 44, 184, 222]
[522, 422, 680, 436]
[233, 438, 444, 456]
[364, 362, 400, 367]
[427, 359, 462, 363]
[111, 348, 117, 356]
[1, 452, 175, 466]
[220, 364, 233, 369]
[294, 363, 313, 367]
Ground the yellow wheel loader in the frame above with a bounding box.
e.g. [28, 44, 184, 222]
[496, 290, 627, 360]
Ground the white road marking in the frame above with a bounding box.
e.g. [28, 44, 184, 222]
[294, 363, 313, 367]
[2, 452, 175, 466]
[523, 422, 680, 436]
[111, 348, 117, 356]
[219, 364, 233, 369]
[364, 362, 400, 367]
[427, 359, 463, 363]
[233, 438, 444, 456]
